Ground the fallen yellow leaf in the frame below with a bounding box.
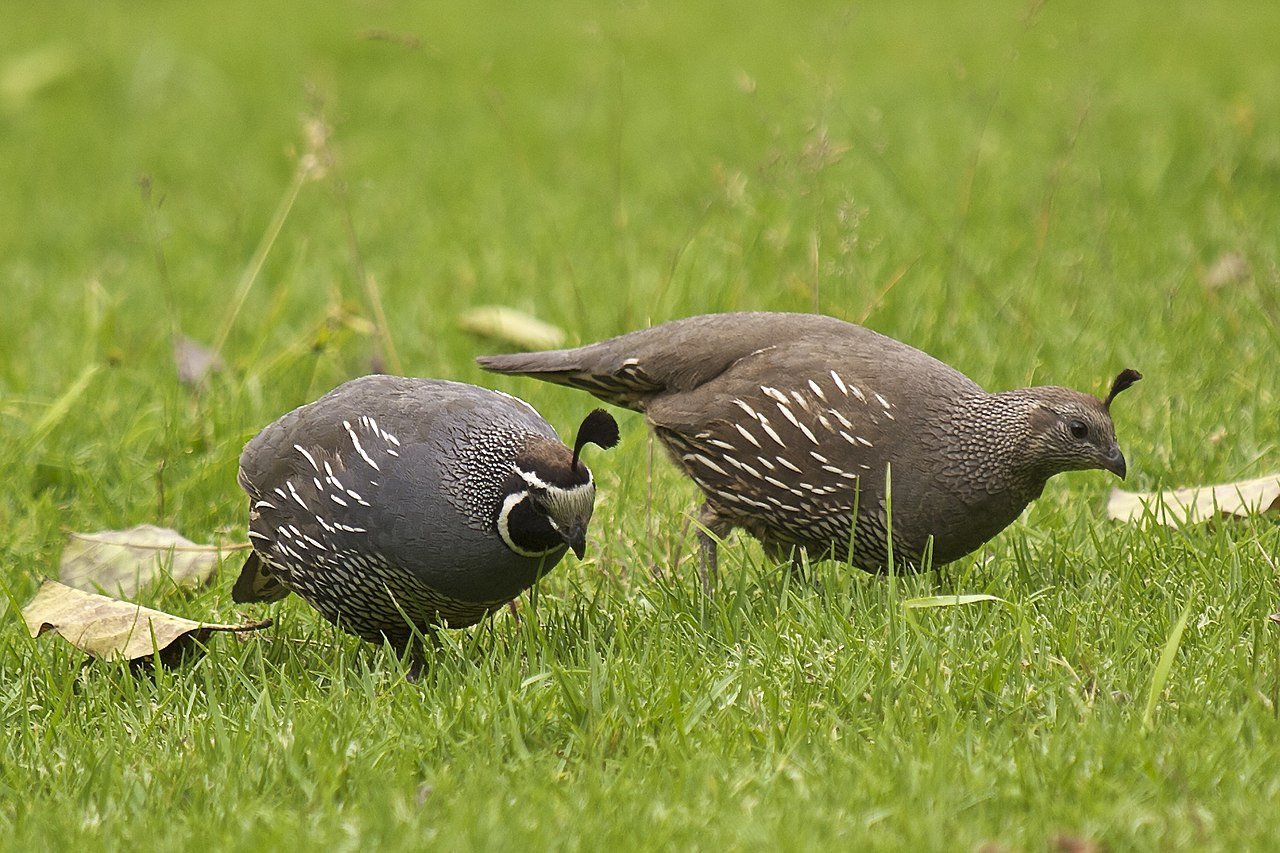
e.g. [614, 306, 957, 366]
[1107, 474, 1280, 528]
[459, 305, 566, 350]
[22, 580, 270, 663]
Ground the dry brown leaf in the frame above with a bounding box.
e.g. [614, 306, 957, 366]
[1052, 836, 1103, 853]
[22, 579, 270, 663]
[459, 306, 566, 350]
[1107, 474, 1280, 528]
[1202, 251, 1248, 289]
[172, 334, 225, 387]
[59, 524, 233, 598]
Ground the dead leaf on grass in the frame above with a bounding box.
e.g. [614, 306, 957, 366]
[1052, 836, 1103, 853]
[459, 306, 566, 350]
[1201, 251, 1248, 289]
[172, 334, 224, 387]
[22, 579, 271, 663]
[59, 524, 238, 598]
[1107, 474, 1280, 528]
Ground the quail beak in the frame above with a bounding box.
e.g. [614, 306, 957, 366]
[563, 522, 588, 559]
[1103, 446, 1127, 479]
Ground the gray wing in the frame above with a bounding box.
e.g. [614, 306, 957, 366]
[474, 312, 966, 412]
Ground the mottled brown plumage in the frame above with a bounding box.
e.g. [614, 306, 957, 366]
[478, 312, 1140, 585]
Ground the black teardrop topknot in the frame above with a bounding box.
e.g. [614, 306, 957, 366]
[1104, 369, 1143, 409]
[572, 408, 621, 471]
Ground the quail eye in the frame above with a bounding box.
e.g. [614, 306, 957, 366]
[1069, 420, 1089, 440]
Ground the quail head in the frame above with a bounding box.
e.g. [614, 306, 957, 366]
[477, 312, 1139, 586]
[233, 375, 620, 650]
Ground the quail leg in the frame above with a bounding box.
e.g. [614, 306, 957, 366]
[696, 502, 732, 595]
[403, 624, 442, 683]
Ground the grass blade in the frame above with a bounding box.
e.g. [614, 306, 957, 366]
[903, 594, 1008, 609]
[1142, 598, 1194, 730]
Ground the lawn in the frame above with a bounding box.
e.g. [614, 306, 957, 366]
[2, 0, 1279, 848]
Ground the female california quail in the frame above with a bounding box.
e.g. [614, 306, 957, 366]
[232, 375, 620, 649]
[477, 312, 1140, 585]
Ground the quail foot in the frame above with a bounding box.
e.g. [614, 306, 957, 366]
[478, 312, 1139, 589]
[233, 375, 620, 661]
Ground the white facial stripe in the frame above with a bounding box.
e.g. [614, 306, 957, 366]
[496, 492, 562, 558]
[517, 465, 593, 490]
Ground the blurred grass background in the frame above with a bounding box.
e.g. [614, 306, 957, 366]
[1, 0, 1278, 848]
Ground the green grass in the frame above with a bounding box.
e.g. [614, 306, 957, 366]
[3, 0, 1280, 848]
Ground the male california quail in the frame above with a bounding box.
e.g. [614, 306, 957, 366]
[477, 312, 1140, 584]
[232, 375, 620, 650]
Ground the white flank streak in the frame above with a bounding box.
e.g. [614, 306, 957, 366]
[798, 422, 819, 445]
[740, 462, 762, 479]
[874, 392, 892, 410]
[821, 464, 849, 476]
[343, 420, 381, 471]
[382, 431, 401, 447]
[850, 385, 867, 403]
[621, 357, 640, 366]
[810, 451, 829, 463]
[294, 444, 320, 471]
[858, 435, 874, 447]
[839, 430, 861, 447]
[764, 475, 789, 490]
[686, 453, 729, 476]
[286, 482, 308, 509]
[761, 385, 788, 404]
[345, 488, 371, 507]
[733, 398, 760, 419]
[790, 390, 811, 412]
[721, 454, 744, 471]
[247, 530, 270, 541]
[330, 493, 349, 507]
[302, 534, 323, 549]
[808, 379, 826, 400]
[314, 515, 335, 533]
[758, 418, 785, 447]
[776, 402, 802, 429]
[884, 411, 896, 421]
[756, 456, 775, 470]
[253, 500, 276, 510]
[707, 438, 736, 451]
[273, 487, 287, 499]
[816, 414, 834, 432]
[831, 409, 854, 429]
[733, 423, 761, 448]
[313, 477, 323, 491]
[830, 370, 849, 395]
[385, 448, 399, 457]
[776, 456, 802, 473]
